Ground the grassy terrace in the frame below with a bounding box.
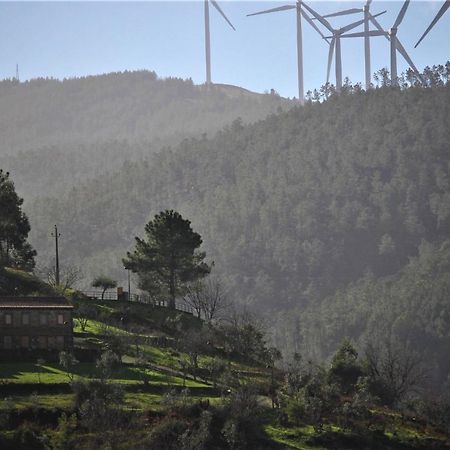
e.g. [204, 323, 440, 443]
[0, 362, 208, 388]
[0, 392, 221, 412]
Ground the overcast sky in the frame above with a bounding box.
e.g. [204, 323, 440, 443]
[0, 1, 448, 98]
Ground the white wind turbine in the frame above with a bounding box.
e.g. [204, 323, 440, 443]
[339, 0, 424, 86]
[303, 3, 386, 92]
[247, 1, 331, 105]
[415, 0, 450, 48]
[310, 0, 374, 89]
[204, 0, 235, 86]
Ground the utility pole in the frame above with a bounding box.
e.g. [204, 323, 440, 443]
[15, 64, 19, 82]
[127, 268, 131, 301]
[51, 225, 61, 286]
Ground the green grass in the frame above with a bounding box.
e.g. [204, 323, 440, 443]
[0, 362, 210, 388]
[265, 424, 326, 450]
[0, 391, 222, 412]
[0, 394, 74, 411]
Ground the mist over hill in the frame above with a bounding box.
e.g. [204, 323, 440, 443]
[0, 71, 291, 197]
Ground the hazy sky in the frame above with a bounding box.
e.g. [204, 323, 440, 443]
[0, 1, 448, 97]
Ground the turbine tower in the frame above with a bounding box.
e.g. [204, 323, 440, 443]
[303, 3, 386, 92]
[389, 0, 410, 85]
[363, 0, 372, 90]
[204, 0, 235, 86]
[247, 1, 331, 105]
[415, 0, 450, 47]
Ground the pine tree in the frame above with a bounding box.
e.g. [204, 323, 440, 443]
[123, 210, 210, 308]
[0, 170, 36, 271]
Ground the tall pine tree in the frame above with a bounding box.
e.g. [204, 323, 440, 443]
[0, 170, 36, 271]
[123, 210, 210, 308]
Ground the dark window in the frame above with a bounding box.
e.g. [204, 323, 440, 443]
[38, 336, 47, 349]
[56, 336, 64, 349]
[5, 314, 12, 325]
[40, 313, 47, 325]
[22, 313, 29, 325]
[57, 314, 64, 325]
[20, 336, 29, 348]
[4, 336, 12, 349]
[47, 336, 55, 349]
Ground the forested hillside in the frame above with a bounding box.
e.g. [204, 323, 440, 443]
[11, 80, 450, 384]
[0, 71, 291, 197]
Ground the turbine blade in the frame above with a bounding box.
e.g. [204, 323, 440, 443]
[247, 4, 296, 17]
[340, 30, 387, 38]
[393, 0, 410, 29]
[321, 8, 363, 19]
[395, 38, 425, 84]
[339, 10, 385, 34]
[211, 0, 235, 30]
[368, 13, 391, 43]
[415, 0, 450, 47]
[366, 0, 372, 7]
[327, 37, 336, 84]
[301, 3, 334, 32]
[301, 9, 329, 41]
[339, 18, 365, 34]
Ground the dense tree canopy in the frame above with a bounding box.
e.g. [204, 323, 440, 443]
[0, 169, 36, 271]
[123, 210, 210, 308]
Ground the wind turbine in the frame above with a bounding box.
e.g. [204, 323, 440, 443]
[303, 3, 386, 92]
[310, 1, 374, 89]
[204, 0, 235, 86]
[247, 1, 331, 105]
[340, 1, 424, 86]
[415, 0, 450, 47]
[310, 1, 375, 89]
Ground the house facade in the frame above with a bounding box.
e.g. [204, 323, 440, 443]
[0, 297, 73, 351]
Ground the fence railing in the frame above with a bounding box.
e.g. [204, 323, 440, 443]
[81, 290, 193, 315]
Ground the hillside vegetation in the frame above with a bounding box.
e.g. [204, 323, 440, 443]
[0, 71, 291, 197]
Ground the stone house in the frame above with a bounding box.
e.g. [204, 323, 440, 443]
[0, 297, 73, 351]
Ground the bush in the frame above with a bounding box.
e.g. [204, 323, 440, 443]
[144, 417, 188, 450]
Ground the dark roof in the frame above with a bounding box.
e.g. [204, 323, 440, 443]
[0, 297, 73, 309]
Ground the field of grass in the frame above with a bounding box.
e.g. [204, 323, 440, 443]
[0, 392, 222, 412]
[0, 362, 209, 388]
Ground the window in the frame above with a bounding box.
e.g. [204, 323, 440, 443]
[22, 313, 29, 325]
[38, 336, 47, 349]
[3, 336, 12, 349]
[5, 314, 12, 325]
[40, 313, 47, 325]
[20, 336, 29, 348]
[56, 336, 64, 349]
[57, 314, 64, 325]
[47, 336, 55, 349]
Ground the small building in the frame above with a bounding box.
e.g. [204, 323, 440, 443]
[0, 296, 73, 351]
